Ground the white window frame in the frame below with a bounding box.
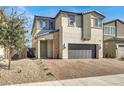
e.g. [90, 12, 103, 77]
[38, 19, 50, 30]
[68, 15, 75, 27]
[94, 18, 103, 28]
[104, 26, 116, 36]
[41, 20, 46, 30]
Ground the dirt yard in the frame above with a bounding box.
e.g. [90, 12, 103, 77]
[44, 59, 124, 80]
[1, 58, 124, 85]
[0, 59, 56, 85]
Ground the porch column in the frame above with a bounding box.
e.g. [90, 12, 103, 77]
[38, 40, 40, 59]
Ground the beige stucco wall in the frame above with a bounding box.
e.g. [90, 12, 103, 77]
[55, 14, 63, 58]
[32, 36, 38, 58]
[61, 13, 81, 58]
[117, 21, 124, 38]
[60, 13, 103, 58]
[83, 14, 91, 40]
[104, 21, 124, 39]
[104, 22, 115, 27]
[104, 21, 116, 40]
[53, 32, 59, 58]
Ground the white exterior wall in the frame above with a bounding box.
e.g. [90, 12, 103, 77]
[61, 13, 103, 58]
[116, 43, 124, 58]
[37, 40, 40, 59]
[0, 46, 4, 58]
[47, 40, 53, 58]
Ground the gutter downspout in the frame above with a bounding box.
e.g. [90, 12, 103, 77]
[81, 14, 84, 40]
[115, 21, 118, 38]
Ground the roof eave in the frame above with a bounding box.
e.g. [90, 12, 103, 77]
[82, 11, 105, 18]
[104, 19, 124, 25]
[31, 16, 36, 35]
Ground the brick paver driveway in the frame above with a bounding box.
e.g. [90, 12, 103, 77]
[44, 59, 124, 80]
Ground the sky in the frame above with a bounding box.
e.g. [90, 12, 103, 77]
[23, 6, 124, 20]
[14, 6, 124, 47]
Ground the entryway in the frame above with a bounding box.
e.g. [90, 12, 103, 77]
[40, 40, 53, 59]
[40, 41, 47, 58]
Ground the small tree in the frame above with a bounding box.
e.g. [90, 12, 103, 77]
[0, 8, 28, 70]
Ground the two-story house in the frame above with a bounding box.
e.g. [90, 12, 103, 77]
[103, 19, 124, 58]
[31, 10, 105, 59]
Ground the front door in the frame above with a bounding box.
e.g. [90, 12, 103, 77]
[40, 41, 47, 58]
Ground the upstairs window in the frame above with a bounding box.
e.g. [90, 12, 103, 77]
[68, 15, 75, 26]
[94, 18, 102, 28]
[39, 19, 49, 30]
[45, 20, 49, 30]
[104, 26, 116, 36]
[50, 21, 55, 30]
[39, 20, 46, 30]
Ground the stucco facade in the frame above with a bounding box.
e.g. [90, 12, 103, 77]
[60, 12, 104, 58]
[32, 10, 105, 59]
[103, 19, 124, 58]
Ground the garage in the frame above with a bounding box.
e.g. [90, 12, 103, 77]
[117, 44, 124, 58]
[68, 44, 96, 59]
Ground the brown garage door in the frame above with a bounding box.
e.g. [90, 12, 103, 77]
[68, 44, 96, 59]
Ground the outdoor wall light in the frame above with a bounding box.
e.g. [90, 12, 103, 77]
[63, 43, 67, 49]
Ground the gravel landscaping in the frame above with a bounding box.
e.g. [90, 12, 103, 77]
[0, 59, 56, 85]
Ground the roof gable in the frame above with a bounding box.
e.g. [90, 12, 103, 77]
[31, 10, 105, 35]
[82, 10, 105, 18]
[104, 19, 124, 25]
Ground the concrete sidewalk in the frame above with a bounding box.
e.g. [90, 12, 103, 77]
[14, 74, 124, 86]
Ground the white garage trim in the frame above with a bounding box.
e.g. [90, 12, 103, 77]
[116, 43, 124, 58]
[68, 44, 96, 59]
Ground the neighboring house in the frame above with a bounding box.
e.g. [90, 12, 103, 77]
[31, 10, 105, 59]
[103, 19, 124, 58]
[0, 10, 5, 58]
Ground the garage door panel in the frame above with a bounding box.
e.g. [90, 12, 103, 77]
[68, 44, 96, 59]
[118, 45, 124, 58]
